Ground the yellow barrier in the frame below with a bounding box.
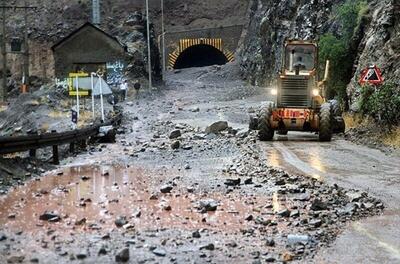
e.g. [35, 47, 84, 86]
[68, 72, 90, 97]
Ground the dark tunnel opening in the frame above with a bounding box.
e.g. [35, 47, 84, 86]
[173, 44, 228, 69]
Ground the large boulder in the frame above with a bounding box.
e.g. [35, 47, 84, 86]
[205, 121, 229, 134]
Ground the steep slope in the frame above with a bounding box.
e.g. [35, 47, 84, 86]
[240, 0, 399, 109]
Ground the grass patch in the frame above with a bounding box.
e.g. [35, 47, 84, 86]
[382, 127, 400, 148]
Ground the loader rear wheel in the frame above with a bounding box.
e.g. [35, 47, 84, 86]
[319, 103, 332, 142]
[249, 114, 259, 130]
[333, 116, 346, 134]
[258, 109, 274, 141]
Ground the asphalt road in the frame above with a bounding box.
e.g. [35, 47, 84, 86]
[167, 67, 400, 263]
[0, 65, 398, 263]
[260, 133, 400, 263]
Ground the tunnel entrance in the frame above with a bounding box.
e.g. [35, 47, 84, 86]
[173, 44, 228, 69]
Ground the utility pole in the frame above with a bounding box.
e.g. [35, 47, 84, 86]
[1, 0, 6, 102]
[92, 0, 101, 26]
[161, 0, 166, 81]
[23, 0, 29, 91]
[0, 2, 37, 102]
[146, 0, 152, 89]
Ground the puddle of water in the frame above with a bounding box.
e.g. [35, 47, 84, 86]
[0, 165, 271, 235]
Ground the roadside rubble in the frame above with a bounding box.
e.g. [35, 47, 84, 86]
[0, 67, 386, 263]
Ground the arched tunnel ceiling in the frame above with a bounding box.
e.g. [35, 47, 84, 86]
[173, 44, 228, 69]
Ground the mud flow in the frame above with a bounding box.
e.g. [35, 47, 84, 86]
[0, 165, 275, 234]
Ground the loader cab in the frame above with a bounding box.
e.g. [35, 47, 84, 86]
[275, 41, 322, 109]
[284, 43, 317, 76]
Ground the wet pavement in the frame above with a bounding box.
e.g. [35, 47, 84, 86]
[0, 65, 396, 263]
[261, 132, 400, 263]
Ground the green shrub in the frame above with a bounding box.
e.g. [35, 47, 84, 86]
[335, 0, 368, 45]
[359, 83, 400, 126]
[318, 34, 349, 100]
[318, 0, 369, 107]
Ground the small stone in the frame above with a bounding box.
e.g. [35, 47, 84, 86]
[152, 248, 166, 257]
[98, 246, 107, 255]
[275, 179, 286, 186]
[362, 202, 374, 210]
[290, 210, 300, 218]
[0, 233, 7, 241]
[226, 241, 237, 248]
[192, 230, 201, 238]
[255, 216, 271, 226]
[75, 218, 87, 226]
[160, 184, 173, 193]
[198, 199, 218, 212]
[6, 255, 25, 263]
[39, 211, 60, 221]
[171, 141, 180, 150]
[30, 257, 39, 263]
[80, 176, 91, 181]
[8, 213, 16, 219]
[265, 238, 275, 247]
[123, 223, 135, 230]
[346, 191, 363, 202]
[76, 252, 87, 259]
[184, 164, 191, 170]
[244, 178, 253, 184]
[169, 130, 181, 139]
[205, 121, 228, 134]
[115, 248, 130, 262]
[309, 219, 322, 227]
[310, 199, 328, 211]
[224, 178, 241, 186]
[276, 209, 291, 217]
[295, 193, 311, 201]
[200, 243, 215, 250]
[282, 252, 294, 262]
[287, 234, 310, 245]
[115, 216, 127, 228]
[245, 215, 253, 221]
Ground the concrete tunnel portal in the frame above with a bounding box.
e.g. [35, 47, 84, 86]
[168, 38, 235, 70]
[173, 44, 229, 69]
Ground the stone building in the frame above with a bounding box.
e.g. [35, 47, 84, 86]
[51, 22, 128, 85]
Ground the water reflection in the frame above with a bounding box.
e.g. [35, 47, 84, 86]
[0, 165, 273, 234]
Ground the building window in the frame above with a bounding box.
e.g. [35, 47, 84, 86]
[11, 38, 22, 52]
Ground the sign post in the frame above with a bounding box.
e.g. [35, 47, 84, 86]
[91, 73, 95, 119]
[359, 65, 384, 86]
[75, 76, 80, 119]
[99, 75, 105, 122]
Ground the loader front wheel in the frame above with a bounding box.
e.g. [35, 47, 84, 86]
[258, 109, 274, 141]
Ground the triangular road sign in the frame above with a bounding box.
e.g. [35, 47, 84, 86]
[359, 65, 384, 85]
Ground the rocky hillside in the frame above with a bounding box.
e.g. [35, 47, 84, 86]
[3, 0, 248, 87]
[240, 0, 399, 109]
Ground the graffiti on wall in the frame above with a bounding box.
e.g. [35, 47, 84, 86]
[106, 60, 125, 86]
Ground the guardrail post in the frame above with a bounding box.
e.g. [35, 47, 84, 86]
[51, 130, 59, 165]
[52, 145, 59, 165]
[29, 149, 36, 158]
[69, 142, 75, 153]
[27, 131, 38, 158]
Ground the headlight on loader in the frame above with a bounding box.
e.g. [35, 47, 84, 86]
[312, 89, 319, 96]
[271, 88, 278, 95]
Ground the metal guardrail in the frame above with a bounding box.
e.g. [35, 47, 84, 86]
[0, 112, 122, 164]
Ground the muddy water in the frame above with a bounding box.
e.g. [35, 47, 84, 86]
[0, 165, 271, 235]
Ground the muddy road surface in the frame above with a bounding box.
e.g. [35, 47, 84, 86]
[0, 65, 396, 263]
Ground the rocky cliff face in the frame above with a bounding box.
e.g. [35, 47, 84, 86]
[240, 0, 342, 86]
[240, 0, 400, 107]
[347, 0, 400, 108]
[2, 0, 248, 89]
